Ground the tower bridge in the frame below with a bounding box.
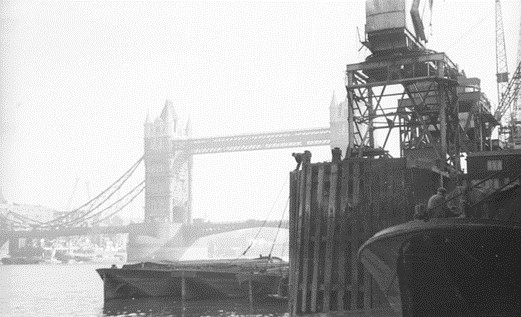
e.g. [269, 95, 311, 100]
[2, 96, 348, 261]
[135, 98, 347, 260]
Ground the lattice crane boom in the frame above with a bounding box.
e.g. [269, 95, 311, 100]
[495, 61, 521, 122]
[495, 0, 510, 108]
[514, 4, 521, 116]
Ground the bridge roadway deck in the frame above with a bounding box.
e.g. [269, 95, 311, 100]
[1, 220, 289, 240]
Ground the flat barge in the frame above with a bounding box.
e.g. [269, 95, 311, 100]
[97, 257, 288, 300]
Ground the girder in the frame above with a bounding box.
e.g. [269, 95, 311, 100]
[345, 51, 462, 178]
[495, 61, 521, 122]
[170, 128, 331, 154]
[495, 0, 510, 106]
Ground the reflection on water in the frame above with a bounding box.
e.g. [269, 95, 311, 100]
[103, 297, 288, 317]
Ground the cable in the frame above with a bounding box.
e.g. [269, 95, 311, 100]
[40, 156, 143, 226]
[267, 197, 289, 260]
[59, 156, 143, 225]
[89, 183, 145, 226]
[61, 169, 141, 227]
[7, 211, 44, 225]
[230, 177, 289, 262]
[72, 180, 145, 225]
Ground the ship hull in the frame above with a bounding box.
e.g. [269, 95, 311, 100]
[359, 219, 521, 316]
[97, 267, 183, 299]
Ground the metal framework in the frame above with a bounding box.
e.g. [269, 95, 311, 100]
[170, 128, 331, 154]
[495, 0, 510, 106]
[496, 62, 521, 122]
[345, 52, 462, 178]
[497, 61, 521, 146]
[458, 87, 497, 152]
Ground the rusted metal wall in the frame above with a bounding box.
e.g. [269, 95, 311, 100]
[288, 157, 436, 315]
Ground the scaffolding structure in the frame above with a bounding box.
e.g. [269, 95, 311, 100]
[345, 52, 463, 181]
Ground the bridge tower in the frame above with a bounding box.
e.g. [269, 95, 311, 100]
[144, 100, 192, 224]
[329, 91, 349, 152]
[127, 100, 193, 262]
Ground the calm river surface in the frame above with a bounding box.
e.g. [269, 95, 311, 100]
[0, 263, 288, 317]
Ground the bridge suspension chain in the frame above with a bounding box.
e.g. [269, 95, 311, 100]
[36, 156, 144, 228]
[87, 180, 145, 226]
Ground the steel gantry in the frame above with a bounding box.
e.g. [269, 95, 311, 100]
[345, 52, 462, 178]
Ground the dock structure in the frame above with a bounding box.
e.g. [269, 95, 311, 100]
[288, 155, 437, 315]
[288, 46, 498, 317]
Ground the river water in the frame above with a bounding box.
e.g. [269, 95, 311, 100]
[0, 263, 289, 317]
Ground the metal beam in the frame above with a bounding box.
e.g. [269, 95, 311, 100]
[171, 128, 331, 154]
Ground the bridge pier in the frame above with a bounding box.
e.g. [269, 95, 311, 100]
[127, 222, 191, 262]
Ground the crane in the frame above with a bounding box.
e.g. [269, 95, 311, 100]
[495, 0, 509, 105]
[494, 0, 521, 149]
[513, 4, 521, 147]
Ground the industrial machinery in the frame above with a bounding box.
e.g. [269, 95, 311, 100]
[346, 0, 497, 182]
[364, 0, 433, 55]
[494, 0, 521, 149]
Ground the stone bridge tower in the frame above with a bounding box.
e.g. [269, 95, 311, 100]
[144, 100, 192, 224]
[329, 92, 349, 153]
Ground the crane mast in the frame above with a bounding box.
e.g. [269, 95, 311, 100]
[495, 0, 509, 106]
[513, 5, 521, 147]
[494, 0, 521, 149]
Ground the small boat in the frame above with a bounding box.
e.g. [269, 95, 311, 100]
[358, 218, 521, 317]
[97, 256, 288, 300]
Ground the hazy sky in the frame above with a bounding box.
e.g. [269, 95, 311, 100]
[1, 0, 520, 222]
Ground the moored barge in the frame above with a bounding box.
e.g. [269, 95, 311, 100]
[97, 256, 288, 300]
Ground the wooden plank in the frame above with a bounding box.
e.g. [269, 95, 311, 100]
[350, 161, 361, 310]
[335, 160, 350, 311]
[310, 166, 326, 312]
[322, 162, 339, 312]
[291, 167, 308, 315]
[300, 165, 314, 313]
[288, 171, 298, 315]
[363, 160, 373, 312]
